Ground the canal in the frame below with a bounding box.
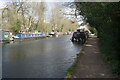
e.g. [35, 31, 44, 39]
[2, 35, 82, 78]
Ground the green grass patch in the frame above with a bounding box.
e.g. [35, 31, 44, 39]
[65, 62, 76, 78]
[65, 51, 83, 78]
[65, 60, 77, 78]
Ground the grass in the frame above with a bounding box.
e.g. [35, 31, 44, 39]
[65, 49, 83, 78]
[102, 51, 120, 75]
[100, 44, 120, 76]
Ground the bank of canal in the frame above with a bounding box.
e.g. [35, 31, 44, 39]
[66, 36, 117, 78]
[2, 35, 82, 78]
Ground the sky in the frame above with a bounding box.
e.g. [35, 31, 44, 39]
[0, 0, 74, 9]
[0, 0, 119, 26]
[0, 0, 75, 22]
[0, 0, 119, 2]
[0, 0, 119, 9]
[0, 1, 7, 9]
[0, 0, 91, 26]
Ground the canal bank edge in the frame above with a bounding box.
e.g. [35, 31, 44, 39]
[65, 36, 118, 78]
[65, 44, 86, 78]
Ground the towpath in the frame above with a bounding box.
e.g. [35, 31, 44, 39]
[71, 36, 117, 78]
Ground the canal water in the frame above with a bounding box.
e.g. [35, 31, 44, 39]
[2, 35, 82, 78]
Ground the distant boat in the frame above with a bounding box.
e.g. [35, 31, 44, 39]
[0, 29, 13, 43]
[48, 32, 56, 37]
[15, 32, 46, 38]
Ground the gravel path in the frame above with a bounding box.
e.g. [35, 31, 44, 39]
[72, 36, 116, 78]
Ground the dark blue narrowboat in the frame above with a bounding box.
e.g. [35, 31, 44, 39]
[15, 32, 46, 38]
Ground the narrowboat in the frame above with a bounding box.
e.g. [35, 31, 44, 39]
[15, 32, 46, 38]
[0, 29, 13, 43]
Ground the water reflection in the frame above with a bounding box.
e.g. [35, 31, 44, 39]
[2, 35, 82, 78]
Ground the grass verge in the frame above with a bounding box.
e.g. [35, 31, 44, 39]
[99, 39, 119, 77]
[65, 47, 84, 78]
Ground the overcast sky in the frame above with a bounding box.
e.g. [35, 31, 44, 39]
[0, 0, 119, 8]
[0, 1, 7, 9]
